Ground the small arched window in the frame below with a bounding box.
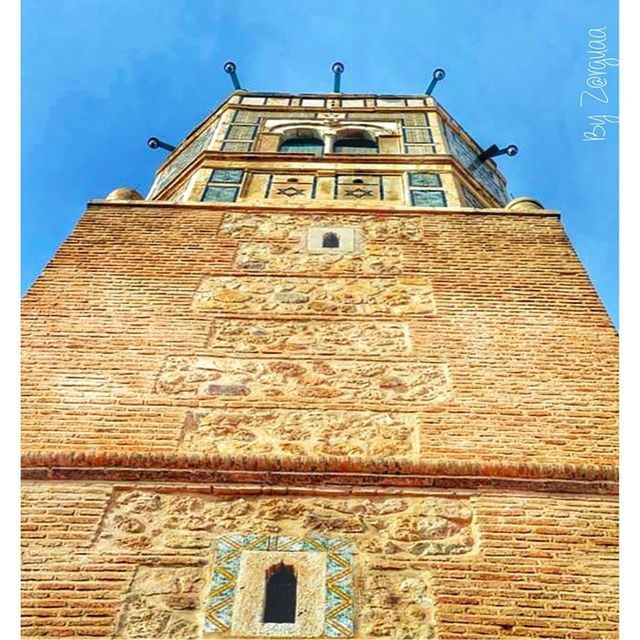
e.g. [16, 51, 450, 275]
[333, 133, 378, 155]
[322, 232, 340, 248]
[278, 136, 324, 155]
[263, 562, 297, 623]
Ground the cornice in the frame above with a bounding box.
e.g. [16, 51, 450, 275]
[87, 198, 559, 218]
[21, 451, 618, 495]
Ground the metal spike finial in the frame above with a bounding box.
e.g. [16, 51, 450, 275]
[425, 68, 446, 96]
[147, 137, 176, 152]
[469, 144, 519, 171]
[332, 61, 345, 93]
[223, 60, 242, 90]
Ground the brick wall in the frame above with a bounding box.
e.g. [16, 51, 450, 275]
[21, 482, 618, 639]
[22, 203, 618, 466]
[21, 200, 618, 638]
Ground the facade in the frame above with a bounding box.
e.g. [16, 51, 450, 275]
[21, 90, 618, 639]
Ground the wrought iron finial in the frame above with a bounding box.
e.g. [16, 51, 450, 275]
[147, 137, 176, 152]
[332, 61, 345, 93]
[469, 144, 519, 171]
[223, 60, 242, 90]
[425, 68, 446, 96]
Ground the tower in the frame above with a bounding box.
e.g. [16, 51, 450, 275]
[22, 69, 618, 639]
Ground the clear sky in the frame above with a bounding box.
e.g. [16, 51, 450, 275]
[21, 0, 619, 326]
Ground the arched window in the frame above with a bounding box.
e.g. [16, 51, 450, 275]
[322, 232, 340, 248]
[278, 136, 324, 155]
[333, 132, 378, 155]
[263, 562, 297, 623]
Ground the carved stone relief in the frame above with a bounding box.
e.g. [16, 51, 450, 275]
[205, 319, 411, 355]
[193, 276, 436, 317]
[218, 213, 423, 242]
[101, 492, 475, 639]
[179, 409, 418, 458]
[115, 565, 204, 639]
[234, 242, 403, 274]
[156, 356, 451, 408]
[96, 492, 475, 558]
[360, 568, 435, 639]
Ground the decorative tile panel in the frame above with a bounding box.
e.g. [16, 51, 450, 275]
[205, 319, 411, 355]
[409, 172, 442, 188]
[204, 534, 354, 638]
[335, 175, 382, 200]
[410, 190, 447, 207]
[148, 124, 214, 198]
[156, 356, 452, 408]
[267, 174, 317, 199]
[202, 169, 245, 202]
[203, 186, 239, 202]
[193, 276, 436, 317]
[211, 169, 244, 183]
[401, 113, 437, 154]
[442, 121, 509, 205]
[180, 408, 418, 458]
[408, 172, 447, 207]
[461, 184, 485, 208]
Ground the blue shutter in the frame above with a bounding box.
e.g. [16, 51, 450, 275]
[409, 172, 442, 188]
[411, 190, 446, 207]
[211, 169, 244, 183]
[202, 186, 239, 202]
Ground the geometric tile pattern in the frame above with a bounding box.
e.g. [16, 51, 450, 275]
[204, 533, 355, 638]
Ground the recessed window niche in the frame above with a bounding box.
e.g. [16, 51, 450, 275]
[302, 226, 364, 254]
[204, 534, 355, 639]
[231, 550, 324, 636]
[321, 232, 340, 248]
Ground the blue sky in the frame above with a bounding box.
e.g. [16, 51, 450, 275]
[21, 0, 619, 325]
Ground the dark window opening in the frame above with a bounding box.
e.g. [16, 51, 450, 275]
[333, 135, 378, 154]
[352, 178, 364, 184]
[263, 562, 297, 624]
[322, 232, 340, 248]
[287, 178, 299, 183]
[278, 137, 324, 155]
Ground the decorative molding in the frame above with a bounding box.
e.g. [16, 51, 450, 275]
[21, 451, 619, 494]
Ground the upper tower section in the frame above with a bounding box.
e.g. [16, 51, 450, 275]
[146, 90, 516, 210]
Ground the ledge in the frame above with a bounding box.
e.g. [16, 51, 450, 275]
[21, 451, 618, 495]
[87, 198, 560, 218]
